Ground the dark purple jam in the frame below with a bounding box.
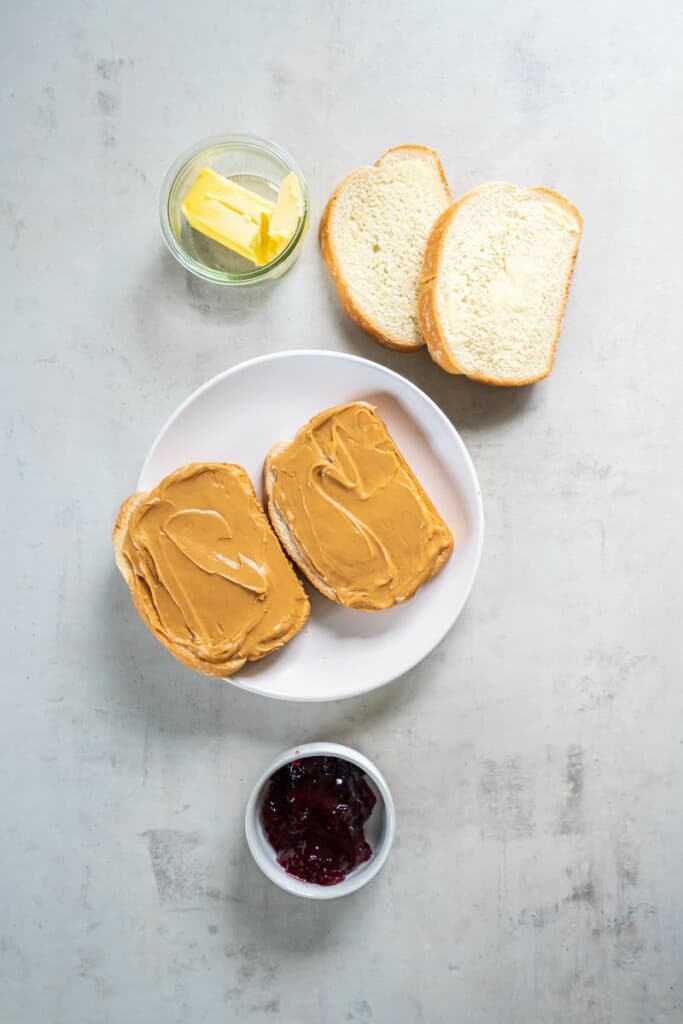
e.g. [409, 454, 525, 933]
[261, 756, 376, 886]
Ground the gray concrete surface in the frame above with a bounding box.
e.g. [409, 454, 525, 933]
[2, 1, 682, 1021]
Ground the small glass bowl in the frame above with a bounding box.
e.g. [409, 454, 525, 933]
[159, 133, 310, 286]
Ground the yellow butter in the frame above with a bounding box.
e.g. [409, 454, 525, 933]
[189, 167, 275, 220]
[257, 173, 304, 263]
[182, 165, 302, 267]
[269, 172, 304, 243]
[256, 211, 274, 267]
[183, 198, 262, 262]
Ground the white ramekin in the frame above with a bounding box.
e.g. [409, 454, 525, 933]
[245, 742, 396, 899]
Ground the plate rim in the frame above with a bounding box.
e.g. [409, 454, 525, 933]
[138, 349, 485, 701]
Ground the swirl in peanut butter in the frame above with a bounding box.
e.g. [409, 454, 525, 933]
[120, 464, 309, 673]
[268, 404, 453, 609]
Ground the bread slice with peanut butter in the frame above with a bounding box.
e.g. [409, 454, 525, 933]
[113, 463, 310, 677]
[264, 403, 453, 610]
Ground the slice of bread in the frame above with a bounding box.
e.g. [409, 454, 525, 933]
[264, 402, 454, 610]
[113, 463, 310, 677]
[320, 146, 453, 351]
[419, 183, 583, 385]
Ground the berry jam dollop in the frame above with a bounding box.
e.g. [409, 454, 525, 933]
[261, 756, 377, 886]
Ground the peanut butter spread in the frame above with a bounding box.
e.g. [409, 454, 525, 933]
[268, 403, 453, 609]
[120, 464, 309, 672]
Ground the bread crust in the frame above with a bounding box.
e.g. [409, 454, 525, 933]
[263, 403, 454, 610]
[418, 183, 583, 386]
[112, 464, 310, 678]
[320, 146, 453, 352]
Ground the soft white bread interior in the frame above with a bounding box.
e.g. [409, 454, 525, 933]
[320, 146, 453, 351]
[419, 183, 583, 385]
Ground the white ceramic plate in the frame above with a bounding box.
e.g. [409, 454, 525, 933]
[139, 350, 484, 701]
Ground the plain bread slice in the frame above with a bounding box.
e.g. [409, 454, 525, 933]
[320, 146, 452, 351]
[419, 182, 583, 385]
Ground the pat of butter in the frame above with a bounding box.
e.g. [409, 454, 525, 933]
[182, 166, 303, 267]
[183, 197, 263, 263]
[259, 172, 305, 263]
[270, 172, 304, 243]
[189, 167, 275, 221]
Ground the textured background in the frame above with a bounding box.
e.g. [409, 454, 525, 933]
[1, 1, 682, 1021]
